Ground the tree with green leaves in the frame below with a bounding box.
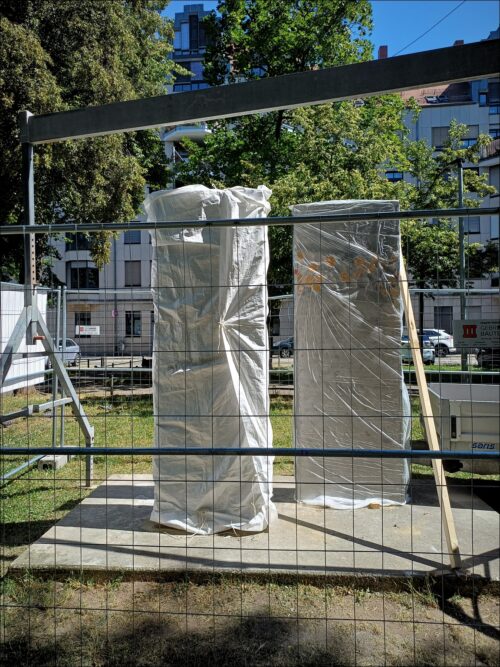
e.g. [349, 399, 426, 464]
[174, 2, 497, 307]
[0, 0, 179, 282]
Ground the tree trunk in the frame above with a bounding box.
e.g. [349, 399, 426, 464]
[274, 109, 284, 141]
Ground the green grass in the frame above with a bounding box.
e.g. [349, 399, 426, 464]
[270, 397, 293, 475]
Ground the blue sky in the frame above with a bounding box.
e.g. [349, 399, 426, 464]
[163, 0, 499, 56]
[371, 1, 499, 56]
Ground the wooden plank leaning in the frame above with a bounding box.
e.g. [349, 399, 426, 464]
[399, 254, 461, 570]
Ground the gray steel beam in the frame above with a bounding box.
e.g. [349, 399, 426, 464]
[2, 207, 499, 236]
[23, 40, 499, 144]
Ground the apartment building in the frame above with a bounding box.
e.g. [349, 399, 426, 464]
[161, 3, 211, 167]
[380, 30, 499, 330]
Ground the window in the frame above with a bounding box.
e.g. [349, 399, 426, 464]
[173, 83, 192, 93]
[124, 260, 141, 287]
[479, 92, 488, 106]
[189, 14, 206, 50]
[75, 312, 91, 337]
[491, 215, 499, 240]
[488, 82, 500, 104]
[432, 126, 449, 149]
[66, 233, 90, 251]
[464, 216, 480, 234]
[434, 306, 453, 332]
[175, 63, 193, 84]
[461, 125, 479, 148]
[432, 125, 478, 149]
[126, 311, 141, 337]
[490, 127, 500, 139]
[124, 230, 141, 244]
[490, 168, 500, 193]
[386, 171, 403, 182]
[69, 263, 98, 289]
[180, 22, 189, 49]
[489, 105, 500, 115]
[189, 15, 199, 50]
[75, 312, 91, 327]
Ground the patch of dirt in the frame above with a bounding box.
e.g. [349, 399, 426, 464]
[1, 578, 498, 666]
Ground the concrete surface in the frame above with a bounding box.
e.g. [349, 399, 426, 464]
[10, 474, 499, 579]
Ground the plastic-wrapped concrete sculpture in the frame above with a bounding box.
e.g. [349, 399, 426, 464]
[144, 185, 275, 534]
[292, 200, 410, 509]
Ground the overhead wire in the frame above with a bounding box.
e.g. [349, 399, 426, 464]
[393, 0, 467, 56]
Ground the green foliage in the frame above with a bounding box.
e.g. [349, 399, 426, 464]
[203, 0, 373, 85]
[400, 120, 496, 291]
[0, 0, 178, 280]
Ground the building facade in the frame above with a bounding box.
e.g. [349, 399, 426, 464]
[380, 30, 499, 331]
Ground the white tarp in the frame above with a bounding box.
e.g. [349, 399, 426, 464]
[0, 284, 47, 394]
[292, 200, 410, 509]
[144, 184, 275, 534]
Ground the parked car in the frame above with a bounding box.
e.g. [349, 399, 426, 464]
[272, 336, 294, 358]
[476, 348, 500, 370]
[401, 335, 435, 365]
[46, 338, 81, 368]
[422, 329, 456, 357]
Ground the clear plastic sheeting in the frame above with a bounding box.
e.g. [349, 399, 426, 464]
[144, 185, 275, 534]
[292, 200, 410, 509]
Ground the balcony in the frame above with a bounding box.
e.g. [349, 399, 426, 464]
[162, 124, 211, 144]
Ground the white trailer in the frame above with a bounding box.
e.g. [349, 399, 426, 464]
[0, 284, 47, 394]
[427, 383, 499, 474]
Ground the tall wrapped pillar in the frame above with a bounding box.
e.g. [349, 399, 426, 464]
[292, 200, 410, 508]
[144, 185, 275, 534]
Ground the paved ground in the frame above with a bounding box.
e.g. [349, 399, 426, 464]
[10, 474, 498, 579]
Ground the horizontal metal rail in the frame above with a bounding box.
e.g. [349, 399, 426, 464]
[2, 207, 498, 235]
[0, 446, 498, 460]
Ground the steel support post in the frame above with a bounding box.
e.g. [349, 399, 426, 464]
[60, 286, 67, 450]
[20, 111, 37, 341]
[457, 159, 468, 372]
[52, 287, 61, 448]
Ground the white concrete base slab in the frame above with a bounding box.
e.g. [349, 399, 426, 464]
[9, 474, 499, 580]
